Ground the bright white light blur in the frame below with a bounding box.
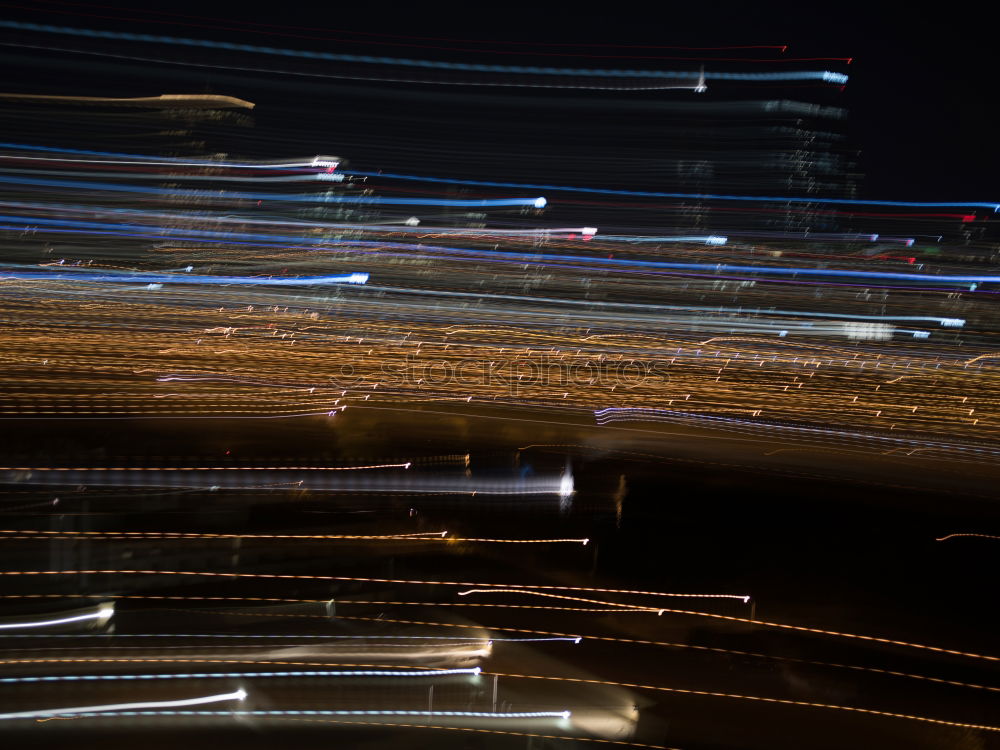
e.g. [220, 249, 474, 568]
[0, 602, 114, 631]
[0, 688, 246, 720]
[558, 472, 575, 499]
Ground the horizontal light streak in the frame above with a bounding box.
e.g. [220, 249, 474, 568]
[0, 689, 245, 720]
[0, 668, 481, 684]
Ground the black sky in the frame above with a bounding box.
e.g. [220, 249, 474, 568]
[0, 1, 995, 203]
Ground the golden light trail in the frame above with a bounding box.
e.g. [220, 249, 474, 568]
[0, 530, 589, 545]
[3, 281, 999, 455]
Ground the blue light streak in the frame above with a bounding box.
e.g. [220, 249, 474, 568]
[346, 171, 1000, 212]
[0, 21, 843, 84]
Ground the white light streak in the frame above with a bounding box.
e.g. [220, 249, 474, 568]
[0, 668, 482, 684]
[0, 602, 113, 631]
[0, 688, 246, 720]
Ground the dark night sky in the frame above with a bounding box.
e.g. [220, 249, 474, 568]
[0, 1, 995, 203]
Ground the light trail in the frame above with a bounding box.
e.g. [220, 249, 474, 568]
[2, 277, 999, 444]
[0, 144, 333, 169]
[0, 529, 588, 545]
[325, 600, 653, 614]
[1, 654, 989, 732]
[0, 569, 748, 602]
[334, 611, 1000, 664]
[1, 269, 370, 286]
[8, 648, 994, 696]
[26, 709, 571, 720]
[935, 533, 1000, 542]
[129, 598, 654, 615]
[0, 470, 572, 496]
[0, 172, 545, 208]
[0, 688, 246, 720]
[0, 668, 481, 684]
[457, 588, 671, 610]
[0, 659, 490, 670]
[0, 45, 709, 89]
[0, 633, 573, 644]
[483, 671, 1000, 733]
[256, 718, 677, 750]
[0, 602, 113, 631]
[0, 464, 412, 471]
[347, 169, 999, 212]
[0, 21, 847, 84]
[0, 708, 572, 720]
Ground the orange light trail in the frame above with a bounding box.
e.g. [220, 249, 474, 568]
[935, 533, 1000, 542]
[456, 588, 663, 611]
